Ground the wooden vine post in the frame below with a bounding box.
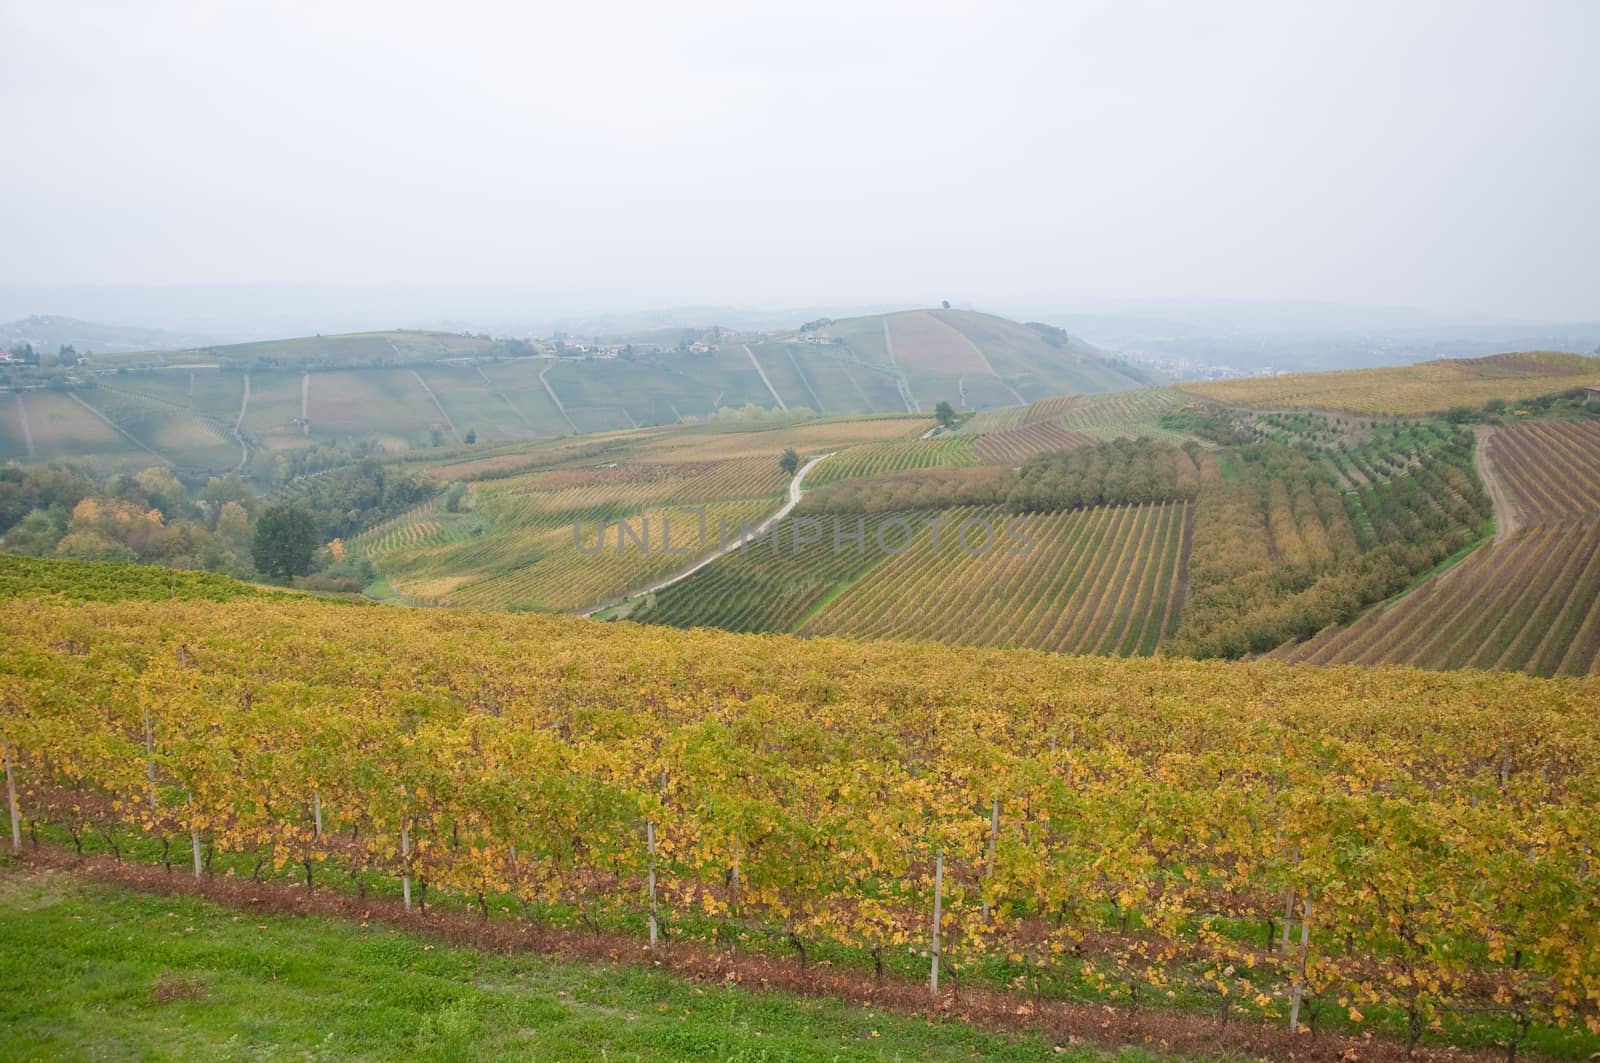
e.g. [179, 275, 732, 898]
[143, 705, 157, 809]
[187, 793, 201, 880]
[646, 819, 660, 948]
[5, 749, 20, 854]
[400, 819, 413, 911]
[1288, 895, 1312, 1031]
[930, 848, 944, 999]
[981, 796, 999, 921]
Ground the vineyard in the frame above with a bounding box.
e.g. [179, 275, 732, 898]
[82, 383, 242, 471]
[2, 593, 1598, 1058]
[960, 388, 1198, 458]
[1180, 351, 1600, 415]
[1484, 421, 1600, 522]
[627, 512, 911, 633]
[1276, 420, 1600, 676]
[361, 416, 930, 611]
[1276, 520, 1600, 675]
[802, 438, 978, 488]
[1168, 430, 1491, 658]
[971, 422, 1095, 465]
[0, 554, 287, 604]
[798, 502, 1189, 655]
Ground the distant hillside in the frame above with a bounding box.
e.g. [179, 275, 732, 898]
[94, 329, 505, 369]
[768, 309, 1157, 415]
[1180, 350, 1600, 414]
[0, 315, 217, 354]
[0, 311, 1161, 472]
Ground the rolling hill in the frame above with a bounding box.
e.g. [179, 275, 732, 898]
[352, 362, 1600, 677]
[1179, 350, 1600, 414]
[1, 311, 1157, 474]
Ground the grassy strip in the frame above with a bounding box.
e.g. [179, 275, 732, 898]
[12, 832, 1568, 1062]
[0, 862, 1170, 1063]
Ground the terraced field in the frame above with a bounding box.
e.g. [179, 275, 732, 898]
[1182, 351, 1600, 414]
[799, 501, 1190, 655]
[1276, 419, 1600, 675]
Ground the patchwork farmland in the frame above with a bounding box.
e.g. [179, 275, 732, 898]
[1276, 419, 1600, 675]
[359, 414, 934, 612]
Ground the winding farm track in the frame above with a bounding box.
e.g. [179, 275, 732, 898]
[229, 372, 252, 471]
[1474, 426, 1520, 542]
[14, 392, 34, 458]
[786, 349, 825, 412]
[744, 345, 788, 410]
[299, 373, 311, 434]
[539, 362, 579, 433]
[234, 373, 251, 435]
[580, 452, 834, 617]
[933, 315, 1027, 407]
[66, 391, 171, 465]
[476, 365, 534, 430]
[411, 370, 461, 443]
[880, 320, 919, 413]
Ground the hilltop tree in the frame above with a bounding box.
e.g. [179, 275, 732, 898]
[779, 448, 800, 476]
[935, 401, 956, 429]
[463, 428, 477, 445]
[252, 503, 319, 580]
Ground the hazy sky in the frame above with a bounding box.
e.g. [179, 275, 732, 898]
[3, 1, 1597, 320]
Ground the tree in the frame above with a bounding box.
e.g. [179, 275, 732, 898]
[779, 449, 800, 476]
[463, 429, 477, 445]
[941, 300, 951, 310]
[252, 504, 318, 579]
[215, 501, 253, 557]
[935, 401, 956, 429]
[200, 474, 256, 519]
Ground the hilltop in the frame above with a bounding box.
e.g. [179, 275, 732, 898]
[88, 328, 507, 370]
[0, 315, 218, 354]
[753, 309, 1158, 414]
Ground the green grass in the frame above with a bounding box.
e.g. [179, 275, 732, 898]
[0, 865, 1169, 1063]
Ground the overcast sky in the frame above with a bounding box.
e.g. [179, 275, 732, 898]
[2, 1, 1596, 321]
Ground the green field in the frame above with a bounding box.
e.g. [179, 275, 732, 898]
[1, 867, 1135, 1063]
